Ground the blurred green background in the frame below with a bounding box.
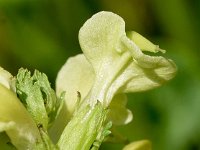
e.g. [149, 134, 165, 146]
[0, 0, 200, 150]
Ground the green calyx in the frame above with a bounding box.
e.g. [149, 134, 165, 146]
[57, 102, 110, 150]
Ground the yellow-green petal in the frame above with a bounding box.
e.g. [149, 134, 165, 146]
[108, 94, 133, 125]
[0, 84, 41, 150]
[56, 54, 94, 117]
[114, 57, 177, 93]
[0, 67, 14, 90]
[79, 11, 126, 70]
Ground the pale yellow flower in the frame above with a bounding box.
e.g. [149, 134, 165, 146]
[55, 11, 177, 129]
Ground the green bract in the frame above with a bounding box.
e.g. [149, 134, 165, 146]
[16, 68, 63, 130]
[56, 11, 177, 127]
